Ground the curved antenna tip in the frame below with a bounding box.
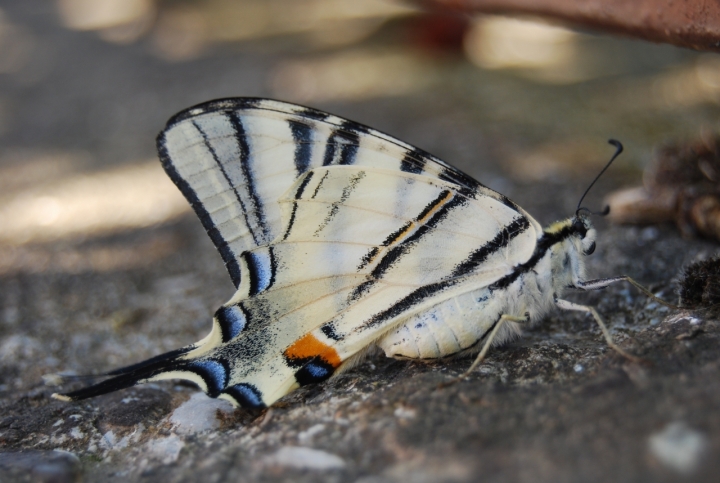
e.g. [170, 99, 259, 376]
[576, 205, 611, 217]
[575, 141, 624, 215]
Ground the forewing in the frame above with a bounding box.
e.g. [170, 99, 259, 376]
[157, 97, 529, 287]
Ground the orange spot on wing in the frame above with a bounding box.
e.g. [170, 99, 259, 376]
[284, 333, 342, 368]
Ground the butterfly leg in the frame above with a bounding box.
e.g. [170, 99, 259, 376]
[460, 313, 529, 379]
[438, 313, 528, 388]
[434, 312, 529, 388]
[555, 298, 642, 363]
[575, 276, 678, 309]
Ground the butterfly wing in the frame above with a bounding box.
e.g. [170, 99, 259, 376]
[157, 98, 521, 287]
[56, 99, 542, 407]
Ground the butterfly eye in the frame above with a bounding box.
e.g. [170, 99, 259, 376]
[572, 218, 587, 238]
[584, 241, 596, 255]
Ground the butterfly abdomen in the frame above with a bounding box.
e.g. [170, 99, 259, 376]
[379, 286, 516, 359]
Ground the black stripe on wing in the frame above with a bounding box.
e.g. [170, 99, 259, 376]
[369, 194, 465, 279]
[282, 171, 315, 241]
[360, 214, 559, 331]
[451, 216, 531, 278]
[192, 119, 261, 247]
[320, 323, 343, 341]
[438, 167, 482, 190]
[488, 222, 576, 291]
[399, 148, 428, 175]
[297, 106, 330, 122]
[105, 346, 193, 376]
[289, 120, 313, 176]
[55, 353, 232, 401]
[227, 112, 271, 241]
[349, 190, 466, 301]
[157, 138, 244, 287]
[163, 98, 262, 128]
[163, 97, 489, 191]
[313, 171, 366, 237]
[322, 128, 360, 166]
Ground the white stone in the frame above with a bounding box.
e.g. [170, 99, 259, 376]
[264, 446, 346, 470]
[169, 392, 234, 434]
[649, 422, 707, 474]
[144, 435, 185, 464]
[298, 424, 326, 444]
[394, 406, 417, 419]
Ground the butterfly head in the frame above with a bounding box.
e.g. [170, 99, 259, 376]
[544, 215, 597, 295]
[566, 139, 622, 257]
[544, 215, 597, 258]
[570, 215, 597, 256]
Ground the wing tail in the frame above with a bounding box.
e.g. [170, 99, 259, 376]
[104, 346, 194, 376]
[51, 346, 194, 402]
[52, 371, 156, 402]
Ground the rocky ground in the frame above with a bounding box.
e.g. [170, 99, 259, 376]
[1, 1, 720, 482]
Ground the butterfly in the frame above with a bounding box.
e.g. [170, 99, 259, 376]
[53, 98, 672, 409]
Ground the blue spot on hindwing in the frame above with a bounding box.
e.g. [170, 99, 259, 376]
[246, 248, 275, 295]
[294, 359, 334, 386]
[187, 359, 228, 397]
[214, 304, 247, 342]
[223, 383, 266, 409]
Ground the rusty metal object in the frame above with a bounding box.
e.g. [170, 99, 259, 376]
[420, 0, 720, 52]
[606, 132, 720, 240]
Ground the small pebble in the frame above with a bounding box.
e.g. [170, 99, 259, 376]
[264, 446, 346, 470]
[0, 450, 80, 483]
[648, 422, 707, 474]
[144, 435, 185, 464]
[169, 393, 234, 434]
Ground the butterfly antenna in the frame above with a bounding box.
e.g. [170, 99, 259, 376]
[575, 139, 623, 216]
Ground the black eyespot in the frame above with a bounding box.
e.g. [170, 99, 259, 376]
[584, 241, 596, 255]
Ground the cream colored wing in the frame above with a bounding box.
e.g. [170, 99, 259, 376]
[169, 166, 539, 408]
[157, 98, 525, 287]
[57, 100, 543, 408]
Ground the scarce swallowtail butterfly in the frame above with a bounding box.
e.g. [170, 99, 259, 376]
[53, 98, 674, 409]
